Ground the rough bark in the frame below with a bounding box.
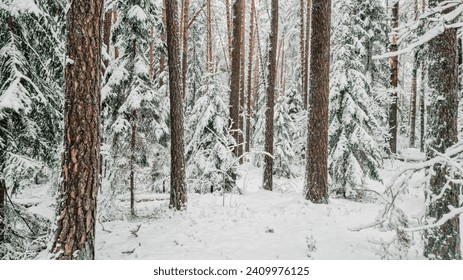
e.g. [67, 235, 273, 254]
[263, 0, 279, 192]
[424, 0, 460, 260]
[303, 0, 312, 109]
[420, 66, 426, 152]
[103, 11, 112, 67]
[149, 27, 154, 80]
[388, 1, 399, 154]
[230, 0, 244, 157]
[51, 0, 103, 260]
[304, 0, 331, 203]
[246, 0, 256, 154]
[166, 0, 187, 210]
[181, 0, 190, 99]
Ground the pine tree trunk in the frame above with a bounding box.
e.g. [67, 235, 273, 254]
[389, 1, 399, 154]
[226, 0, 232, 58]
[304, 0, 331, 203]
[181, 0, 189, 99]
[160, 0, 167, 88]
[149, 27, 154, 80]
[130, 111, 137, 217]
[300, 0, 305, 107]
[103, 10, 112, 67]
[263, 0, 279, 192]
[206, 0, 213, 75]
[166, 0, 187, 210]
[409, 1, 419, 148]
[230, 0, 244, 157]
[420, 66, 426, 152]
[409, 55, 418, 148]
[246, 0, 256, 154]
[424, 0, 460, 260]
[238, 0, 246, 163]
[51, 0, 104, 260]
[114, 7, 119, 59]
[0, 179, 5, 243]
[303, 0, 312, 109]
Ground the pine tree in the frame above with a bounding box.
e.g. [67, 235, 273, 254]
[273, 94, 296, 178]
[103, 0, 167, 216]
[304, 0, 331, 203]
[424, 0, 461, 260]
[329, 0, 384, 199]
[51, 0, 104, 260]
[263, 0, 279, 191]
[166, 0, 187, 210]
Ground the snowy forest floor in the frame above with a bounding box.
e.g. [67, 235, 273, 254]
[14, 151, 447, 260]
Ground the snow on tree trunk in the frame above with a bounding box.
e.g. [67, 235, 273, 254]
[424, 0, 461, 260]
[51, 0, 104, 260]
[388, 1, 399, 154]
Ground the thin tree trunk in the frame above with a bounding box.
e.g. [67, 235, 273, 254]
[304, 0, 331, 203]
[0, 179, 5, 243]
[303, 0, 312, 109]
[409, 0, 419, 148]
[420, 66, 426, 152]
[130, 112, 136, 217]
[166, 0, 187, 210]
[246, 0, 256, 154]
[51, 0, 104, 260]
[263, 0, 279, 191]
[230, 0, 244, 157]
[424, 0, 460, 260]
[207, 0, 213, 75]
[300, 0, 305, 106]
[226, 0, 232, 58]
[238, 0, 246, 163]
[114, 7, 119, 59]
[160, 0, 167, 88]
[181, 0, 190, 99]
[389, 1, 399, 154]
[149, 27, 154, 80]
[103, 10, 112, 67]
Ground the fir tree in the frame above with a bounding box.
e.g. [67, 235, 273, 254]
[328, 0, 384, 199]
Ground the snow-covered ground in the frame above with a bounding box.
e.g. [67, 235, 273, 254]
[13, 161, 432, 260]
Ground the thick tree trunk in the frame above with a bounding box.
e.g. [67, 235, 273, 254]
[246, 0, 256, 154]
[303, 0, 312, 109]
[181, 0, 190, 99]
[166, 0, 187, 210]
[389, 1, 399, 154]
[103, 10, 112, 67]
[0, 179, 5, 243]
[51, 0, 104, 260]
[304, 0, 331, 203]
[424, 0, 460, 260]
[230, 0, 244, 157]
[263, 0, 279, 192]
